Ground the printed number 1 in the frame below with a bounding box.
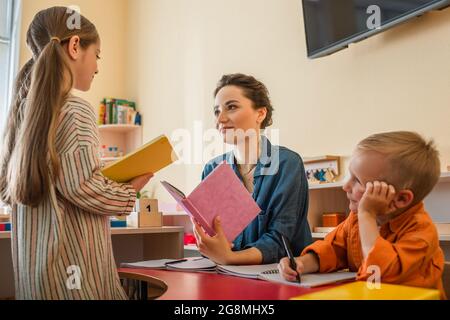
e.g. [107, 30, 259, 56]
[146, 205, 151, 212]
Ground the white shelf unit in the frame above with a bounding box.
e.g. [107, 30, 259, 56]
[312, 230, 450, 242]
[101, 157, 121, 162]
[308, 173, 450, 243]
[307, 182, 349, 239]
[99, 124, 142, 133]
[311, 232, 329, 239]
[98, 124, 143, 157]
[98, 124, 143, 223]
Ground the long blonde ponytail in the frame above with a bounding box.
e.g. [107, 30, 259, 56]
[0, 7, 98, 207]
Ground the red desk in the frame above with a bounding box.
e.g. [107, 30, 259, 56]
[118, 268, 336, 300]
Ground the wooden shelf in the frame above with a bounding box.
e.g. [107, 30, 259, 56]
[313, 233, 450, 241]
[308, 172, 450, 191]
[163, 212, 189, 216]
[309, 181, 345, 190]
[98, 124, 141, 133]
[439, 172, 450, 183]
[311, 232, 328, 239]
[0, 231, 10, 240]
[303, 155, 340, 164]
[436, 224, 450, 242]
[98, 124, 142, 156]
[111, 226, 183, 235]
[312, 224, 450, 242]
[0, 227, 184, 240]
[101, 157, 121, 162]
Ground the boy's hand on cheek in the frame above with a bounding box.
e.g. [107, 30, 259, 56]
[358, 181, 397, 216]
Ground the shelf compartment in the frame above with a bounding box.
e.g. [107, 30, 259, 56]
[98, 124, 142, 133]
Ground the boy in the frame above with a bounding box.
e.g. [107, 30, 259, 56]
[279, 131, 446, 299]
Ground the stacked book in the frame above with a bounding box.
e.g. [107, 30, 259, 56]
[110, 217, 127, 228]
[0, 223, 11, 232]
[98, 98, 141, 126]
[0, 211, 10, 231]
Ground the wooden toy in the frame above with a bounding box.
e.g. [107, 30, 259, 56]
[304, 156, 341, 184]
[322, 212, 346, 227]
[129, 199, 163, 228]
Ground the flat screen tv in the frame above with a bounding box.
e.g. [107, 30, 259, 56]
[302, 0, 450, 58]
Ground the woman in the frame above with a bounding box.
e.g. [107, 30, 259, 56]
[193, 73, 312, 265]
[0, 7, 151, 299]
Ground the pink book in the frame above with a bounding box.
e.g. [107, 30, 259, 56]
[161, 162, 261, 242]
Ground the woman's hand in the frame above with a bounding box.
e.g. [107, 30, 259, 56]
[129, 173, 154, 192]
[192, 216, 235, 265]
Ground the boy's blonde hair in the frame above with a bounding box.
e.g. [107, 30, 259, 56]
[356, 131, 440, 204]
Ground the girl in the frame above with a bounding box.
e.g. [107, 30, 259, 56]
[193, 73, 312, 265]
[0, 7, 151, 299]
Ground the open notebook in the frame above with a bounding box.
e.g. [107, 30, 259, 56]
[121, 257, 217, 272]
[122, 258, 356, 287]
[217, 264, 357, 288]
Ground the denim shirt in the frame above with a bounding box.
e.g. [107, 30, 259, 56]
[202, 136, 312, 264]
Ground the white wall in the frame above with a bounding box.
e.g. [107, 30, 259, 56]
[20, 0, 129, 109]
[16, 0, 450, 201]
[126, 0, 450, 199]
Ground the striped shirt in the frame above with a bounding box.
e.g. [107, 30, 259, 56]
[11, 96, 136, 300]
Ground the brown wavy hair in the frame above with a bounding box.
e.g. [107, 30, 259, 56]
[214, 73, 274, 129]
[0, 7, 99, 206]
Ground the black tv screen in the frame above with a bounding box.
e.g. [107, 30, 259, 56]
[302, 0, 450, 58]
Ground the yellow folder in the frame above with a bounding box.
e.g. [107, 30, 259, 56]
[291, 281, 440, 300]
[101, 135, 178, 183]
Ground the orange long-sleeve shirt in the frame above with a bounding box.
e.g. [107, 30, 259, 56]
[303, 202, 446, 299]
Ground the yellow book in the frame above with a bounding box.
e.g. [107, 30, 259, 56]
[101, 135, 178, 183]
[291, 281, 440, 300]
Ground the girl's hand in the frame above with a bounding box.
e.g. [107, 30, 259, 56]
[192, 216, 235, 265]
[278, 256, 305, 282]
[358, 181, 397, 216]
[129, 173, 153, 192]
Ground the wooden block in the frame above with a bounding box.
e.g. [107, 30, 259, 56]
[138, 199, 159, 214]
[138, 199, 162, 227]
[322, 212, 346, 227]
[139, 211, 163, 228]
